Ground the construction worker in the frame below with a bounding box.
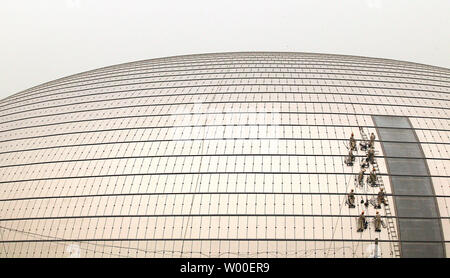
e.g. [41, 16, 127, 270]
[369, 132, 376, 148]
[348, 189, 356, 208]
[377, 188, 387, 208]
[358, 168, 366, 186]
[350, 133, 356, 151]
[368, 168, 377, 187]
[374, 211, 382, 232]
[345, 149, 355, 165]
[367, 147, 375, 164]
[357, 211, 366, 232]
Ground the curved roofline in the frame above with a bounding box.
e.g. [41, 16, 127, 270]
[98, 51, 450, 71]
[4, 51, 449, 101]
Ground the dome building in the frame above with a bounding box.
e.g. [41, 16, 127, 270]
[0, 52, 448, 258]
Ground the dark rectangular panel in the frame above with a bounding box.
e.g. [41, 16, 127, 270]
[373, 116, 410, 128]
[396, 197, 438, 217]
[382, 142, 422, 158]
[377, 128, 417, 142]
[398, 219, 442, 241]
[401, 243, 445, 258]
[390, 176, 433, 196]
[386, 158, 428, 176]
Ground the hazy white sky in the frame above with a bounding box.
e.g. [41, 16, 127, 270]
[1, 0, 449, 99]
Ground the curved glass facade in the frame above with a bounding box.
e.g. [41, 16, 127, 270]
[0, 52, 448, 258]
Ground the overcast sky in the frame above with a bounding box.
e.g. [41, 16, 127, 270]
[1, 0, 449, 100]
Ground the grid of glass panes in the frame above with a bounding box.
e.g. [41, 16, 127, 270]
[0, 52, 449, 257]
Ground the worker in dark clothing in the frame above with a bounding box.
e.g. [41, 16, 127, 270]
[358, 168, 366, 186]
[368, 168, 377, 187]
[374, 211, 382, 232]
[367, 147, 375, 164]
[345, 149, 355, 165]
[369, 132, 376, 148]
[348, 189, 356, 208]
[350, 133, 356, 151]
[357, 211, 366, 232]
[376, 188, 387, 208]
